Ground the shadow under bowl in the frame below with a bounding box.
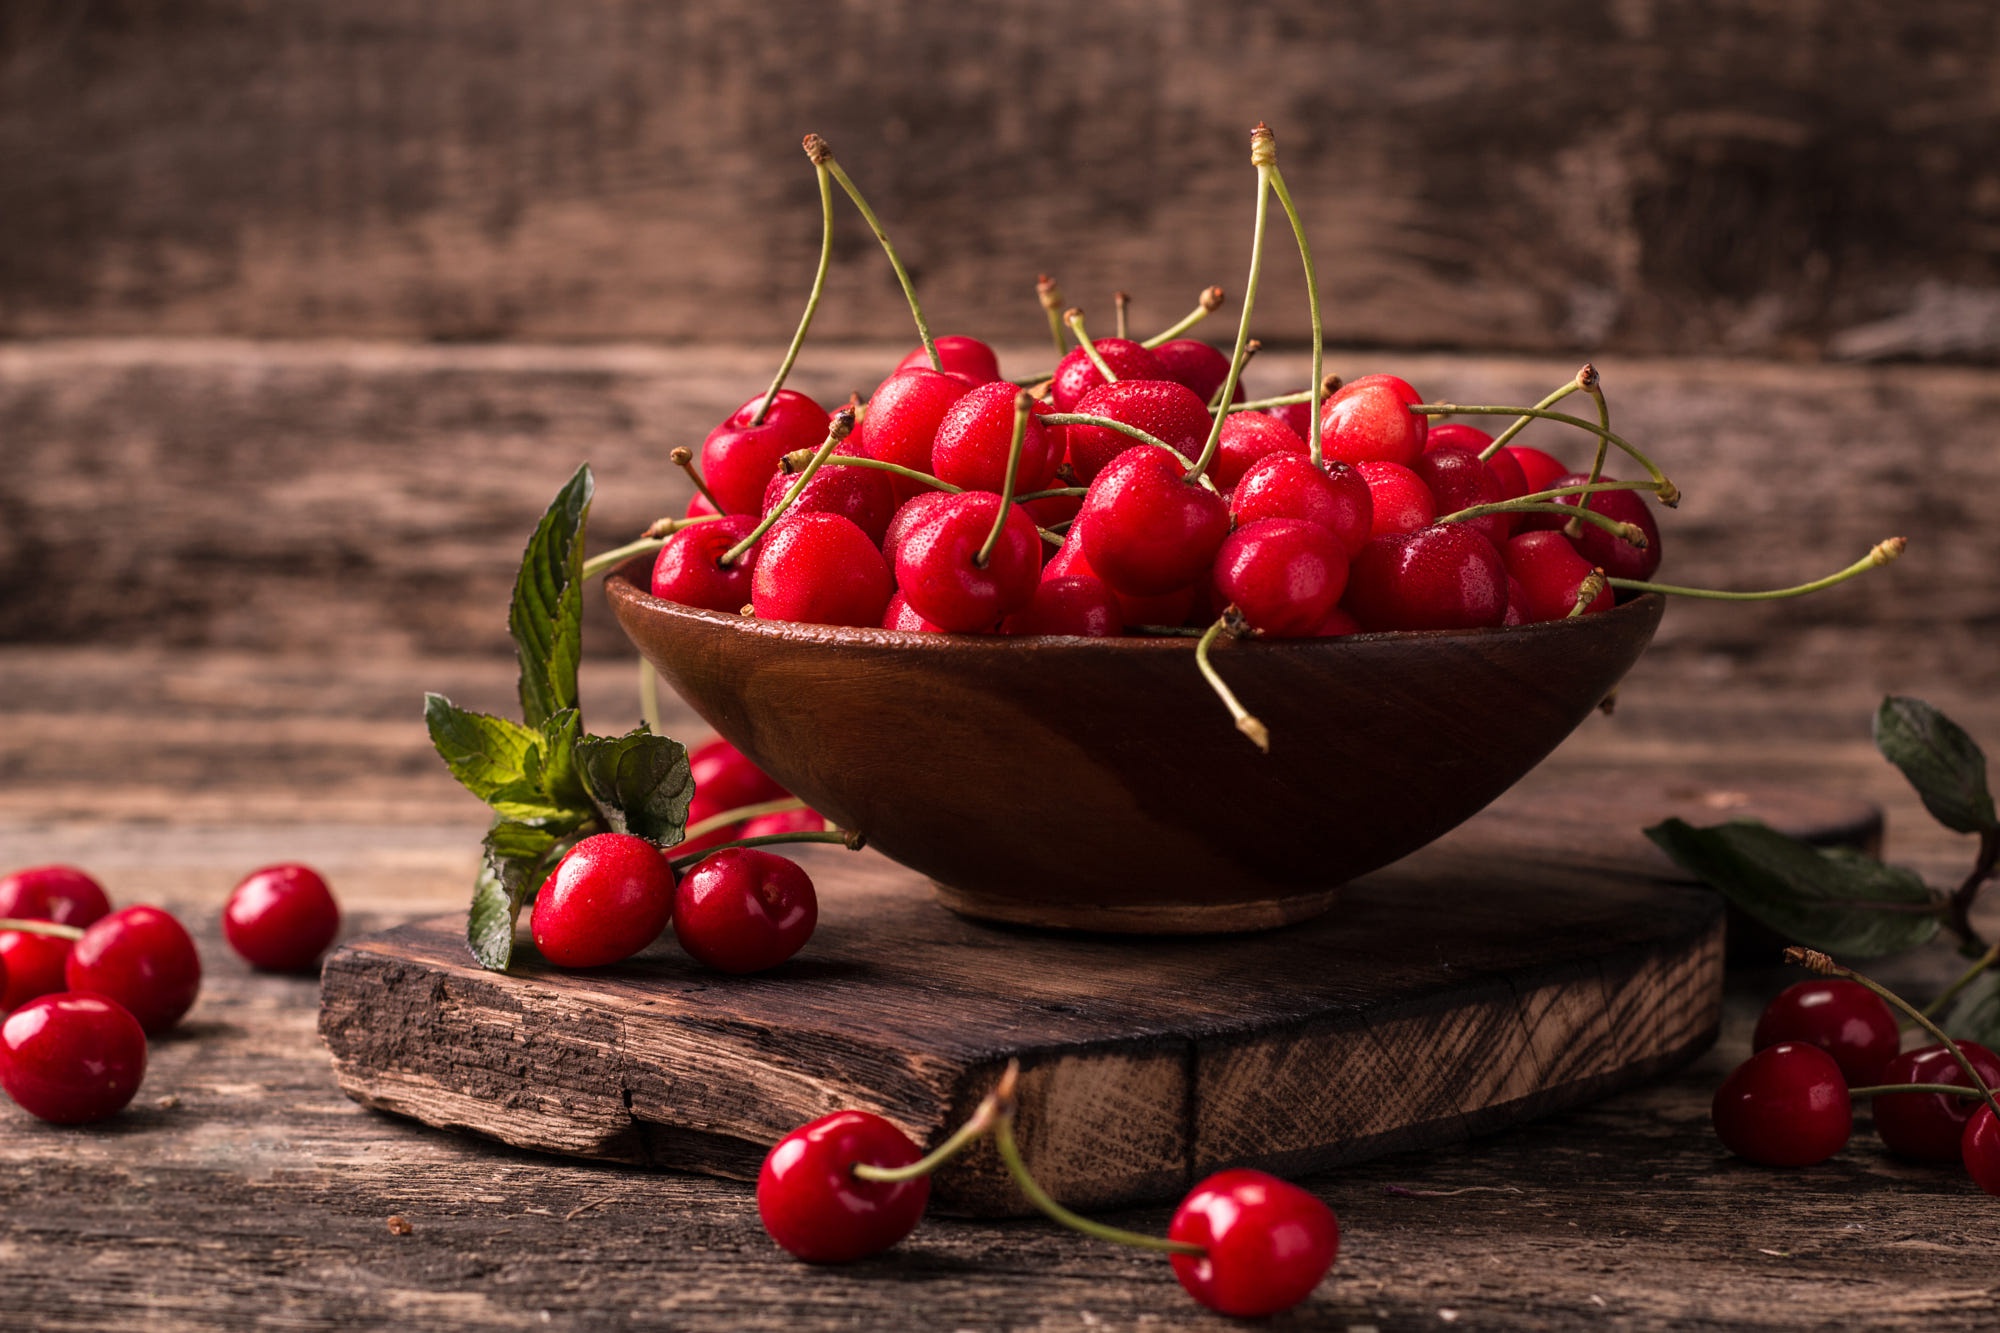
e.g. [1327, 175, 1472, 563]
[609, 565, 1663, 933]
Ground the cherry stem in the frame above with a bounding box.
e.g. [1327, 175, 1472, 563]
[1471, 377, 1586, 462]
[682, 796, 809, 843]
[812, 136, 940, 373]
[1439, 498, 1648, 545]
[854, 1061, 1022, 1184]
[0, 918, 84, 941]
[1608, 537, 1905, 600]
[1437, 476, 1663, 522]
[638, 659, 662, 733]
[581, 517, 727, 581]
[753, 158, 836, 425]
[1196, 614, 1269, 752]
[1140, 286, 1225, 348]
[1228, 388, 1313, 412]
[1923, 940, 2000, 1019]
[1064, 309, 1119, 384]
[1210, 340, 1262, 409]
[1413, 403, 1678, 504]
[667, 829, 854, 873]
[1038, 274, 1067, 354]
[992, 1111, 1203, 1257]
[1567, 570, 1608, 617]
[719, 410, 857, 566]
[1566, 365, 1611, 540]
[1013, 486, 1088, 502]
[976, 392, 1034, 568]
[1945, 830, 1999, 954]
[1187, 129, 1274, 485]
[1114, 291, 1131, 340]
[787, 452, 961, 495]
[1036, 413, 1220, 493]
[1265, 150, 1326, 467]
[670, 448, 731, 516]
[1848, 1083, 1998, 1099]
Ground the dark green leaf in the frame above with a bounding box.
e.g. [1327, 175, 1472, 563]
[1874, 696, 1998, 835]
[509, 464, 594, 729]
[576, 728, 693, 844]
[1943, 972, 2000, 1050]
[1645, 817, 1943, 957]
[424, 693, 538, 801]
[465, 821, 561, 971]
[537, 708, 589, 810]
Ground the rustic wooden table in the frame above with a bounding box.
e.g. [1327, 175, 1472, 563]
[3, 345, 1998, 1328]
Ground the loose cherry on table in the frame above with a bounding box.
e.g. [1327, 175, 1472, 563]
[698, 389, 830, 517]
[0, 929, 74, 1012]
[1343, 524, 1508, 632]
[1317, 373, 1427, 467]
[892, 335, 1001, 385]
[892, 492, 1042, 632]
[223, 863, 342, 974]
[1064, 379, 1214, 485]
[67, 905, 202, 1035]
[1167, 1169, 1341, 1319]
[1228, 453, 1373, 558]
[1048, 337, 1169, 412]
[0, 992, 148, 1124]
[750, 512, 897, 629]
[932, 381, 1059, 495]
[1872, 1041, 2000, 1162]
[1751, 979, 1901, 1086]
[0, 866, 111, 928]
[529, 833, 676, 969]
[1710, 1041, 1853, 1167]
[673, 848, 818, 973]
[1150, 339, 1241, 406]
[1212, 518, 1349, 638]
[1078, 446, 1230, 597]
[757, 1109, 931, 1262]
[651, 515, 763, 614]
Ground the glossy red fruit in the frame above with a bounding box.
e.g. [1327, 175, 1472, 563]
[1752, 980, 1901, 1086]
[1423, 422, 1494, 454]
[1079, 447, 1230, 597]
[699, 389, 830, 517]
[1230, 455, 1373, 558]
[881, 491, 958, 568]
[893, 335, 1001, 385]
[882, 591, 950, 633]
[1000, 575, 1122, 637]
[1873, 1042, 2000, 1162]
[757, 1110, 930, 1263]
[1065, 380, 1215, 486]
[1314, 605, 1360, 637]
[1043, 517, 1198, 629]
[751, 513, 896, 628]
[1213, 519, 1349, 638]
[673, 849, 817, 973]
[760, 463, 898, 549]
[1151, 339, 1241, 406]
[931, 382, 1058, 495]
[741, 808, 827, 839]
[1319, 374, 1426, 467]
[1167, 1169, 1339, 1318]
[1343, 525, 1508, 632]
[1503, 531, 1613, 623]
[1964, 1104, 2000, 1196]
[1711, 1042, 1852, 1166]
[1412, 447, 1510, 547]
[0, 930, 73, 1012]
[690, 738, 786, 814]
[0, 866, 111, 928]
[860, 369, 971, 501]
[1353, 460, 1436, 537]
[529, 833, 675, 969]
[651, 516, 762, 614]
[1502, 576, 1528, 626]
[0, 993, 147, 1124]
[1520, 472, 1663, 580]
[1208, 411, 1305, 492]
[223, 864, 341, 974]
[1049, 338, 1169, 412]
[1506, 444, 1569, 495]
[66, 905, 202, 1034]
[894, 493, 1042, 632]
[1265, 400, 1313, 440]
[685, 490, 723, 520]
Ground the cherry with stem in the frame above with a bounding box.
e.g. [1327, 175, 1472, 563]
[975, 393, 1035, 569]
[1411, 401, 1679, 504]
[1262, 127, 1327, 467]
[1196, 611, 1269, 752]
[1140, 285, 1225, 348]
[683, 797, 811, 844]
[1063, 309, 1120, 383]
[1608, 538, 1904, 601]
[581, 514, 727, 581]
[1186, 124, 1276, 486]
[671, 447, 730, 515]
[717, 408, 858, 567]
[752, 146, 836, 424]
[668, 829, 859, 875]
[1210, 340, 1261, 410]
[1037, 274, 1067, 354]
[1468, 368, 1591, 462]
[808, 133, 940, 373]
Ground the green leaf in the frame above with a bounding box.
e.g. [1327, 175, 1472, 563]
[424, 693, 539, 801]
[466, 821, 561, 971]
[576, 728, 693, 844]
[1645, 817, 1943, 958]
[509, 464, 594, 729]
[1944, 972, 2000, 1050]
[1874, 696, 1998, 835]
[537, 708, 589, 810]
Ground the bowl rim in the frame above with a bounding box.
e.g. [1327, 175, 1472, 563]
[605, 557, 1666, 654]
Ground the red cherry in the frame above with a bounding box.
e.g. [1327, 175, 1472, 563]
[882, 591, 948, 633]
[931, 382, 1058, 494]
[1343, 525, 1508, 632]
[760, 463, 898, 548]
[860, 369, 971, 501]
[684, 490, 723, 520]
[1873, 1042, 2000, 1162]
[1318, 374, 1426, 467]
[0, 866, 110, 928]
[751, 513, 896, 628]
[673, 849, 817, 973]
[1043, 516, 1198, 628]
[1353, 460, 1436, 537]
[65, 905, 202, 1034]
[892, 335, 1001, 385]
[1519, 473, 1663, 580]
[1711, 1042, 1852, 1166]
[881, 492, 959, 570]
[1049, 338, 1169, 412]
[741, 808, 827, 839]
[222, 864, 341, 973]
[0, 930, 72, 1012]
[1265, 401, 1313, 439]
[1423, 422, 1494, 454]
[698, 389, 829, 517]
[1752, 980, 1901, 1086]
[1412, 447, 1510, 547]
[1482, 444, 1529, 506]
[651, 516, 762, 614]
[1208, 411, 1305, 492]
[1229, 454, 1373, 558]
[1505, 444, 1569, 494]
[1964, 1105, 2000, 1195]
[757, 1110, 930, 1262]
[1065, 380, 1214, 486]
[1150, 339, 1241, 405]
[1502, 576, 1528, 626]
[1502, 531, 1613, 622]
[1314, 605, 1360, 637]
[1078, 447, 1230, 597]
[893, 493, 1042, 632]
[690, 738, 786, 813]
[1020, 489, 1083, 530]
[1167, 1169, 1339, 1318]
[1213, 519, 1349, 638]
[1000, 575, 1122, 637]
[0, 993, 147, 1124]
[529, 833, 675, 969]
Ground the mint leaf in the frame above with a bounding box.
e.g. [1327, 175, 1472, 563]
[466, 821, 561, 971]
[576, 728, 693, 844]
[425, 693, 539, 801]
[510, 464, 593, 728]
[537, 708, 588, 810]
[1875, 696, 1998, 835]
[1646, 817, 1942, 957]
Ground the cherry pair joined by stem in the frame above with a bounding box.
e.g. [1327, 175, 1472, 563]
[1872, 1041, 2000, 1162]
[224, 864, 341, 974]
[1751, 979, 1900, 1086]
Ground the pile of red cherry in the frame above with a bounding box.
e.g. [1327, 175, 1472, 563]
[0, 862, 339, 1125]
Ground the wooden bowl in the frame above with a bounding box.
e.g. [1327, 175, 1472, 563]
[609, 565, 1664, 933]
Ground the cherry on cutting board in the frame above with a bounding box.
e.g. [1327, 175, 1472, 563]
[673, 848, 818, 973]
[530, 833, 675, 969]
[223, 864, 342, 974]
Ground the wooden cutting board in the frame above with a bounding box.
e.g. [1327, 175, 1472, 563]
[317, 780, 1876, 1216]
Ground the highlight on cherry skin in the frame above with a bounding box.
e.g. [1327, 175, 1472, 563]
[223, 863, 342, 973]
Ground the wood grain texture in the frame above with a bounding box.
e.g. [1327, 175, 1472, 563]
[2, 2, 1997, 359]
